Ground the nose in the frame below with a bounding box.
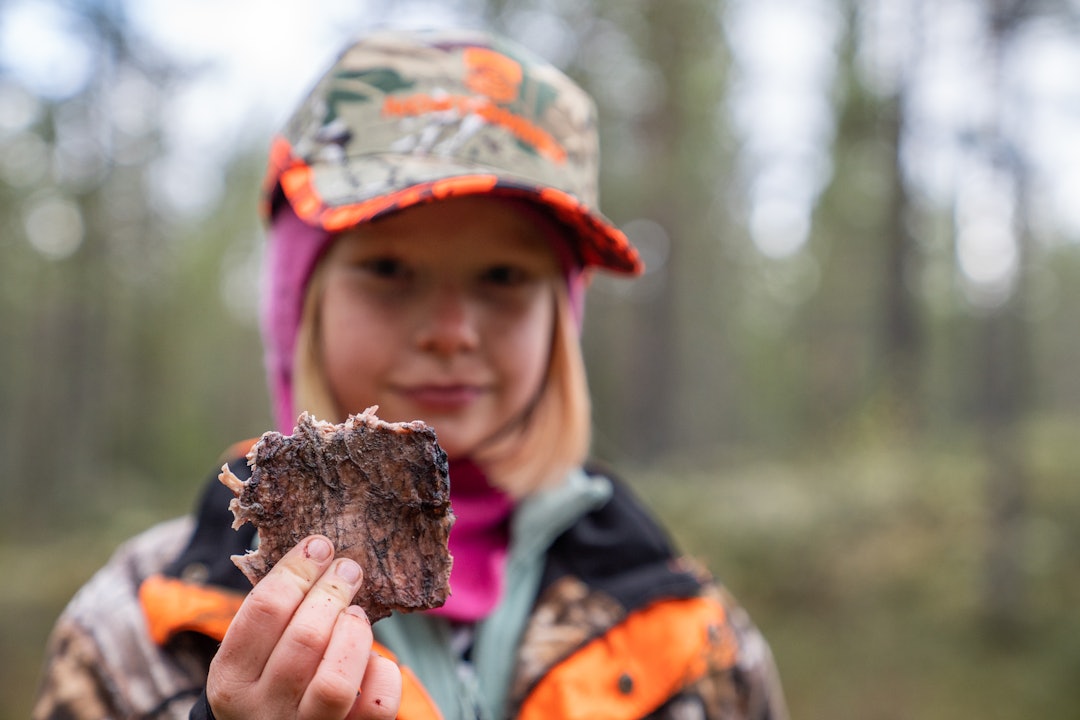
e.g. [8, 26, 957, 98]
[415, 284, 480, 356]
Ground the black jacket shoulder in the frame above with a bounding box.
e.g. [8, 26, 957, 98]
[541, 465, 704, 612]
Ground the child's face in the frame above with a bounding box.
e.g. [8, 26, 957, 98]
[318, 196, 561, 459]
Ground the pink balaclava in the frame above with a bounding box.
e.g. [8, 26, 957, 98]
[261, 205, 331, 435]
[260, 201, 586, 436]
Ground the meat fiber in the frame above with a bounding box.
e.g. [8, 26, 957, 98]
[219, 407, 454, 621]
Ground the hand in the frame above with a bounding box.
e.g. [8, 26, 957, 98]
[206, 535, 402, 720]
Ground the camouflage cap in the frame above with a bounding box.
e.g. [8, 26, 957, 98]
[262, 27, 643, 275]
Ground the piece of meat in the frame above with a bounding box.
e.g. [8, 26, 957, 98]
[219, 407, 454, 621]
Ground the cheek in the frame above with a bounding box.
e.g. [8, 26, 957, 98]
[318, 285, 389, 400]
[499, 297, 556, 400]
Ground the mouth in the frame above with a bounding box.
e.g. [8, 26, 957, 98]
[397, 384, 486, 410]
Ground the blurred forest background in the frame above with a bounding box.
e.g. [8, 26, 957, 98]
[2, 0, 1080, 717]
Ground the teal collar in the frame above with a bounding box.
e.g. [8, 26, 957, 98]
[373, 469, 612, 720]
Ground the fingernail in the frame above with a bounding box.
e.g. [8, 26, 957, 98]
[335, 558, 362, 583]
[305, 536, 332, 562]
[346, 604, 370, 624]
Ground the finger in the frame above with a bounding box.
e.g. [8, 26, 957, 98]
[297, 605, 375, 719]
[214, 535, 336, 683]
[348, 652, 402, 720]
[261, 556, 366, 698]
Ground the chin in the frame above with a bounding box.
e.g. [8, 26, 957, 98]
[424, 424, 486, 462]
[428, 435, 469, 461]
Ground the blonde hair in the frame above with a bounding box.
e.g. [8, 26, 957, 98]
[292, 262, 339, 425]
[292, 264, 591, 498]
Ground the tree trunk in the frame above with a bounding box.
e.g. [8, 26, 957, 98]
[976, 0, 1033, 637]
[879, 94, 923, 430]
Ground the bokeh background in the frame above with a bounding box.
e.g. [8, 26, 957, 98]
[3, 0, 1080, 717]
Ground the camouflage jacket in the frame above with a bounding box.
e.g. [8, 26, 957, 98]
[33, 458, 788, 720]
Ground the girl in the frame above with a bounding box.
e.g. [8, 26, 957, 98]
[34, 28, 788, 720]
